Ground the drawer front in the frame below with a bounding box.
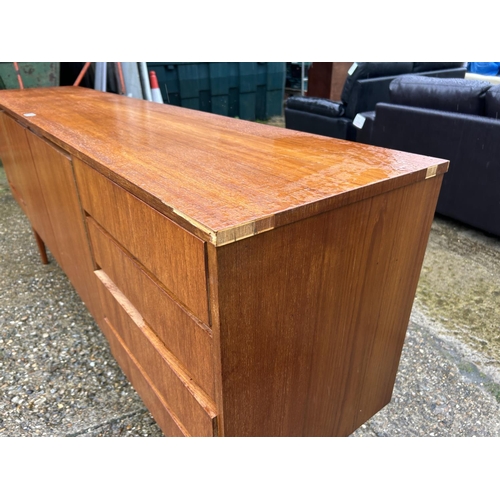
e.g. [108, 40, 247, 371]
[95, 269, 217, 437]
[101, 317, 188, 437]
[88, 216, 215, 399]
[74, 157, 210, 324]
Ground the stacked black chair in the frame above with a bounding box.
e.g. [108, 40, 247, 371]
[285, 62, 467, 141]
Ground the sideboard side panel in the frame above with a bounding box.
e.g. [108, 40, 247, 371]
[216, 176, 443, 436]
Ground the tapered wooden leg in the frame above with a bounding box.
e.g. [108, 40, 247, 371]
[32, 228, 49, 264]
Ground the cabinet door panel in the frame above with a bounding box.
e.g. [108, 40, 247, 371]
[26, 131, 101, 319]
[0, 112, 58, 257]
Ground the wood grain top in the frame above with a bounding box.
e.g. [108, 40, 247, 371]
[0, 87, 449, 245]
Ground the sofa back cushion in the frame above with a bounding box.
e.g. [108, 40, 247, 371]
[412, 62, 466, 73]
[485, 85, 500, 118]
[389, 75, 491, 115]
[341, 62, 413, 104]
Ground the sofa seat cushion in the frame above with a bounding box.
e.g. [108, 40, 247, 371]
[389, 75, 491, 115]
[286, 96, 345, 118]
[485, 85, 500, 119]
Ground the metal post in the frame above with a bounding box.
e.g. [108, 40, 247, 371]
[94, 63, 102, 91]
[121, 62, 144, 99]
[138, 62, 153, 102]
[301, 62, 305, 96]
[101, 62, 107, 92]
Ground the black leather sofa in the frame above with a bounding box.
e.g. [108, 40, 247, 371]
[361, 75, 500, 237]
[284, 62, 467, 141]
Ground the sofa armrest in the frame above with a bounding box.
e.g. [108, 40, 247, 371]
[352, 111, 376, 144]
[371, 102, 498, 155]
[371, 102, 500, 236]
[286, 96, 345, 118]
[284, 107, 353, 140]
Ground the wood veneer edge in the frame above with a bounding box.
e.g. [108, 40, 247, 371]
[103, 317, 191, 437]
[95, 269, 218, 419]
[206, 243, 225, 436]
[88, 215, 213, 335]
[0, 105, 449, 248]
[212, 166, 449, 247]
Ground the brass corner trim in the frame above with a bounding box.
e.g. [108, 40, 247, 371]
[425, 165, 438, 179]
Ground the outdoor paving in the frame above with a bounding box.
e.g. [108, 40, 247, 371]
[1, 158, 499, 437]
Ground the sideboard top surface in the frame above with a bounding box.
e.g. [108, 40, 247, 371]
[0, 87, 448, 245]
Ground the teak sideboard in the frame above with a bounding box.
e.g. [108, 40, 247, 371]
[0, 87, 448, 436]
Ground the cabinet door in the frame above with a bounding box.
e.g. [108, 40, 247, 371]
[0, 112, 59, 258]
[26, 131, 101, 320]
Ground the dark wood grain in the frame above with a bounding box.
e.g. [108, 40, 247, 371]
[306, 62, 335, 98]
[0, 87, 448, 245]
[87, 216, 215, 399]
[307, 62, 353, 100]
[213, 175, 443, 436]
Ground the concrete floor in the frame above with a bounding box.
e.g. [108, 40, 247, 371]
[0, 158, 499, 437]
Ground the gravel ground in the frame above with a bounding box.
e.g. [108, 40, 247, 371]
[1, 161, 499, 437]
[0, 165, 162, 437]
